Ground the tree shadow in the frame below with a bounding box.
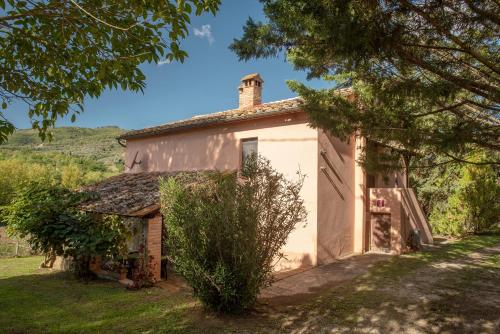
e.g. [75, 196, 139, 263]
[263, 236, 500, 333]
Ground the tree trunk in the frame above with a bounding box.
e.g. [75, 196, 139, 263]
[40, 251, 56, 268]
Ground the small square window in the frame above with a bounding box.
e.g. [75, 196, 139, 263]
[241, 138, 258, 165]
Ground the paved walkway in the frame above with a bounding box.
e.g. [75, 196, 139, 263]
[259, 253, 391, 305]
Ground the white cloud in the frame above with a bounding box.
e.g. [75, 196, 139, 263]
[157, 59, 171, 66]
[193, 24, 214, 45]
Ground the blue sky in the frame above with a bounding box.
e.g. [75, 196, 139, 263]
[7, 1, 331, 131]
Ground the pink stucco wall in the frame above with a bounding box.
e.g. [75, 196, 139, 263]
[124, 110, 429, 270]
[125, 111, 319, 270]
[369, 188, 433, 254]
[369, 188, 403, 254]
[317, 131, 356, 264]
[353, 136, 367, 254]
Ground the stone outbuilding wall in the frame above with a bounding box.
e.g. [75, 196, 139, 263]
[53, 213, 163, 284]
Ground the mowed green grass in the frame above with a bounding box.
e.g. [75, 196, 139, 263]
[0, 257, 211, 334]
[1, 235, 499, 334]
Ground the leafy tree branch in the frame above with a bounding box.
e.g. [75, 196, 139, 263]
[0, 0, 220, 143]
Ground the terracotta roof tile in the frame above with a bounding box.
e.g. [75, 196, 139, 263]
[241, 73, 263, 81]
[118, 97, 303, 140]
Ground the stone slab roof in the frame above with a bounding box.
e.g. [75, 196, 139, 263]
[79, 171, 220, 217]
[80, 172, 186, 217]
[79, 172, 171, 216]
[118, 97, 303, 140]
[241, 73, 263, 82]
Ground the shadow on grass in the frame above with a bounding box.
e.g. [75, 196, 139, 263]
[0, 270, 202, 334]
[1, 235, 498, 334]
[268, 234, 500, 334]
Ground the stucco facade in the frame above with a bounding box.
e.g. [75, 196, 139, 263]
[112, 73, 433, 276]
[122, 110, 385, 270]
[317, 131, 356, 263]
[125, 111, 321, 270]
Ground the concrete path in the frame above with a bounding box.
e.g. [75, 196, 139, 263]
[259, 253, 391, 305]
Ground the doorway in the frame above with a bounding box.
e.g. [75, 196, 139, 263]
[370, 213, 391, 252]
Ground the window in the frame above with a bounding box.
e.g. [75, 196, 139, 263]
[241, 138, 258, 165]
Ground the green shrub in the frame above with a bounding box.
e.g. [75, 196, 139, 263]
[160, 156, 307, 313]
[430, 155, 499, 237]
[4, 182, 129, 278]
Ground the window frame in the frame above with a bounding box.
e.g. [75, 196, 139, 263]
[241, 137, 258, 167]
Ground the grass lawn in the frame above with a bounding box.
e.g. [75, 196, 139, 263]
[0, 257, 205, 334]
[1, 235, 499, 334]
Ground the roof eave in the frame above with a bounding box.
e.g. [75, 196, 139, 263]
[80, 204, 160, 218]
[118, 107, 304, 141]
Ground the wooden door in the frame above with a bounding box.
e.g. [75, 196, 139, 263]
[371, 213, 391, 252]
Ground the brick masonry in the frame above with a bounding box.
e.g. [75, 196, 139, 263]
[147, 213, 162, 281]
[239, 75, 263, 108]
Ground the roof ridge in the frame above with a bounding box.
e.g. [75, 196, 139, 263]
[191, 96, 301, 119]
[119, 96, 304, 140]
[137, 96, 303, 131]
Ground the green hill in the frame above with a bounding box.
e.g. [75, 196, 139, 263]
[0, 126, 126, 171]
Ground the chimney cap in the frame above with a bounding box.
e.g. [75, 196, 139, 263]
[241, 73, 264, 82]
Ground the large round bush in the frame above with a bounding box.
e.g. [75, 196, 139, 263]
[160, 157, 306, 313]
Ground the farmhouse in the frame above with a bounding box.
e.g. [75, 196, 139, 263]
[79, 73, 433, 281]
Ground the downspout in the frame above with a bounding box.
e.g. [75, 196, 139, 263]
[402, 153, 411, 188]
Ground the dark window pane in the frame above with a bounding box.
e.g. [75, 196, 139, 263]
[242, 138, 258, 164]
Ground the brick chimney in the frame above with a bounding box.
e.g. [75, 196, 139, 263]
[238, 73, 263, 108]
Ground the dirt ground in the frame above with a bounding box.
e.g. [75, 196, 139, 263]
[193, 236, 500, 334]
[255, 240, 500, 333]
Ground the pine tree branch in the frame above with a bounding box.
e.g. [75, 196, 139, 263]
[442, 152, 500, 165]
[412, 101, 468, 118]
[396, 47, 499, 102]
[400, 0, 500, 76]
[464, 0, 500, 25]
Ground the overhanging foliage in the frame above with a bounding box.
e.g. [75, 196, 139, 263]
[4, 182, 129, 277]
[231, 0, 500, 170]
[0, 0, 220, 143]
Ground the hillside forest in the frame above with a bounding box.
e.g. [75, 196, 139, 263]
[0, 127, 124, 231]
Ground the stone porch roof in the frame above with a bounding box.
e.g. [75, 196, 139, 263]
[79, 171, 219, 217]
[79, 172, 171, 217]
[118, 97, 304, 140]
